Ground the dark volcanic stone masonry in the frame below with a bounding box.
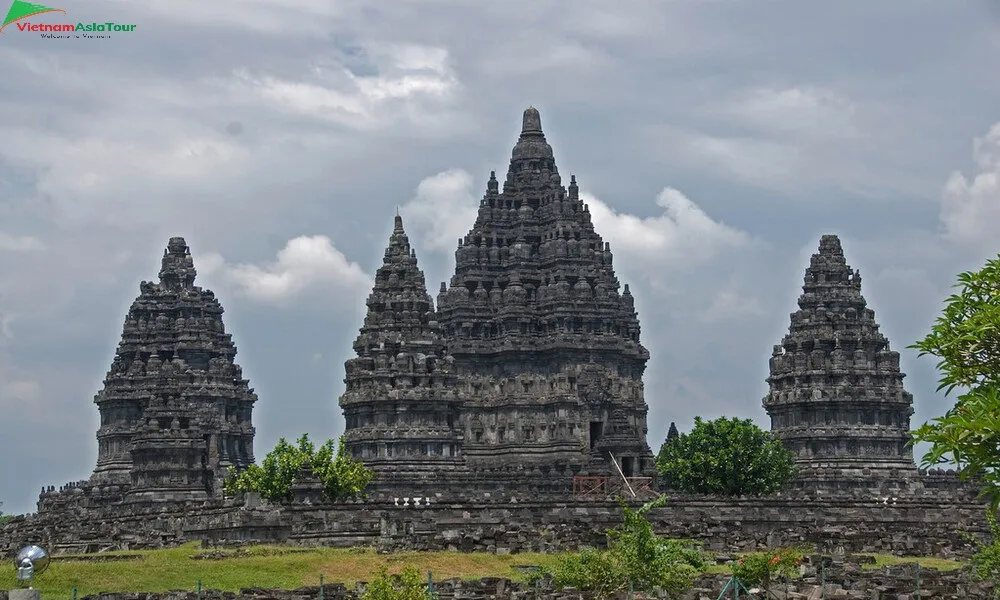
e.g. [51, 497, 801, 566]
[90, 237, 257, 500]
[339, 215, 467, 483]
[342, 107, 655, 487]
[763, 235, 918, 488]
[1, 108, 985, 558]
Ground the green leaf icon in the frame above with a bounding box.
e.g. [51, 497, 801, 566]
[1, 0, 66, 32]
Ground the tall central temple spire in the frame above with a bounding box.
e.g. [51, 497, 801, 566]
[433, 107, 654, 480]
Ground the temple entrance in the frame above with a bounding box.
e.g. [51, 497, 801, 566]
[621, 456, 635, 476]
[589, 421, 603, 449]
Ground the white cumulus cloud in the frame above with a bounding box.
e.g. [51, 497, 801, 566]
[400, 168, 479, 252]
[941, 122, 1000, 255]
[199, 235, 372, 305]
[584, 187, 752, 271]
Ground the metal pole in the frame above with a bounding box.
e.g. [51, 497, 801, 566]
[320, 573, 325, 600]
[628, 580, 634, 600]
[197, 580, 202, 600]
[73, 586, 77, 600]
[609, 453, 636, 497]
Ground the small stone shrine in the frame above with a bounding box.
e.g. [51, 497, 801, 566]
[763, 235, 919, 489]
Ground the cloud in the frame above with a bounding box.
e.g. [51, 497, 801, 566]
[199, 236, 372, 305]
[584, 187, 753, 274]
[718, 87, 860, 141]
[940, 122, 1000, 254]
[0, 233, 44, 252]
[400, 169, 479, 252]
[227, 44, 465, 134]
[402, 169, 753, 279]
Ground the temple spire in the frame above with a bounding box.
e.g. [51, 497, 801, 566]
[763, 234, 917, 489]
[521, 106, 543, 136]
[158, 237, 196, 290]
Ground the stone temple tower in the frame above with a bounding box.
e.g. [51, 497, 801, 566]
[763, 235, 917, 489]
[339, 215, 467, 484]
[435, 107, 654, 480]
[91, 237, 257, 500]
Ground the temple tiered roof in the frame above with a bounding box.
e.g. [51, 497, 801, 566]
[763, 235, 917, 487]
[91, 237, 256, 499]
[339, 216, 465, 477]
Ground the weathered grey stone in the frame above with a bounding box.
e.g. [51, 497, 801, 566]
[764, 235, 919, 490]
[89, 236, 257, 501]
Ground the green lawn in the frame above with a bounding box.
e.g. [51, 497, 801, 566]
[0, 544, 566, 597]
[0, 545, 967, 597]
[859, 553, 966, 571]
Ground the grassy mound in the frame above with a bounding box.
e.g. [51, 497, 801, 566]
[0, 544, 966, 596]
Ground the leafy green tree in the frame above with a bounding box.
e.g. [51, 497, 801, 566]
[224, 434, 372, 502]
[362, 565, 432, 600]
[0, 501, 10, 526]
[656, 416, 796, 496]
[541, 495, 707, 598]
[910, 256, 1000, 511]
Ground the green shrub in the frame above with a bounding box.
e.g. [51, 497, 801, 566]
[224, 434, 372, 502]
[362, 565, 432, 600]
[730, 548, 804, 589]
[543, 495, 707, 598]
[962, 510, 1000, 597]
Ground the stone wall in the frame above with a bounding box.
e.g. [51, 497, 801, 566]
[2, 486, 992, 559]
[0, 556, 995, 599]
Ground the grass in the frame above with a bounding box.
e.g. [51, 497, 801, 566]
[0, 544, 566, 597]
[859, 553, 966, 571]
[0, 545, 968, 597]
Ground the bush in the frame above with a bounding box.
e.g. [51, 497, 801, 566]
[362, 565, 432, 600]
[224, 434, 372, 502]
[963, 510, 1000, 597]
[657, 416, 796, 496]
[542, 495, 707, 598]
[730, 548, 804, 590]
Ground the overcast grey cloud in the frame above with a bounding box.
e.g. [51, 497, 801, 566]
[1, 0, 998, 514]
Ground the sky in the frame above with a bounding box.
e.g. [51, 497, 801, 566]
[1, 0, 998, 515]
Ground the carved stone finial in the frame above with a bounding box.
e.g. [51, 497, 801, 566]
[521, 106, 542, 135]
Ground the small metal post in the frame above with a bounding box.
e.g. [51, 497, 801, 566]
[73, 586, 78, 600]
[628, 580, 634, 600]
[320, 573, 325, 600]
[197, 580, 202, 600]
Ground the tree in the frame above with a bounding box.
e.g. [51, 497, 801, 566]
[909, 256, 1000, 511]
[224, 434, 372, 503]
[656, 416, 796, 496]
[540, 495, 706, 598]
[0, 501, 10, 526]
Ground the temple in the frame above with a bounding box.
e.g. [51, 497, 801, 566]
[341, 107, 656, 494]
[339, 215, 468, 486]
[762, 235, 918, 489]
[90, 237, 258, 501]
